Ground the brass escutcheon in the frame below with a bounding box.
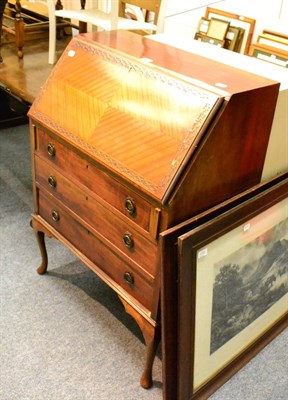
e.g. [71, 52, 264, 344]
[123, 232, 134, 249]
[48, 175, 57, 188]
[124, 197, 136, 215]
[123, 271, 134, 285]
[47, 143, 55, 157]
[51, 209, 59, 222]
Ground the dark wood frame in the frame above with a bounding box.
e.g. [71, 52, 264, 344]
[205, 7, 255, 54]
[161, 173, 288, 400]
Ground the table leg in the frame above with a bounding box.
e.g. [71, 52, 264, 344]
[0, 0, 8, 62]
[15, 0, 24, 58]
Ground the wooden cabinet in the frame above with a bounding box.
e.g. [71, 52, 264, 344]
[28, 30, 280, 390]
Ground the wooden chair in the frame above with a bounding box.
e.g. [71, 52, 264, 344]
[1, 0, 26, 60]
[0, 0, 70, 62]
[119, 0, 162, 35]
[47, 0, 162, 64]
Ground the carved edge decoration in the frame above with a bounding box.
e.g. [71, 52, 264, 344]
[30, 38, 219, 201]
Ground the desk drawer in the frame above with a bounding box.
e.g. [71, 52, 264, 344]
[35, 155, 159, 279]
[37, 190, 155, 311]
[34, 128, 153, 233]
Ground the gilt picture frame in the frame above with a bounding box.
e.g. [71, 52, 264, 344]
[206, 17, 230, 40]
[161, 174, 288, 400]
[258, 34, 288, 53]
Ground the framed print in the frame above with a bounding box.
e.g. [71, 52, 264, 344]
[205, 8, 255, 54]
[206, 18, 230, 40]
[161, 173, 288, 400]
[249, 44, 288, 68]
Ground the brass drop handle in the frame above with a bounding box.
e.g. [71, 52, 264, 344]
[125, 197, 136, 215]
[47, 143, 55, 157]
[123, 271, 134, 285]
[48, 175, 57, 188]
[123, 233, 134, 249]
[51, 209, 60, 222]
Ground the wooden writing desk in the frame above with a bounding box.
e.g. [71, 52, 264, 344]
[28, 30, 280, 390]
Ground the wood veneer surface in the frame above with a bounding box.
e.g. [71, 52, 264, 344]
[82, 31, 279, 93]
[29, 31, 279, 208]
[30, 33, 222, 202]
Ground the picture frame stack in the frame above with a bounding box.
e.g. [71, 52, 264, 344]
[194, 8, 255, 54]
[195, 17, 230, 48]
[249, 30, 288, 68]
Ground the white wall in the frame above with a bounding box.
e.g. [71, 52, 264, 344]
[162, 0, 288, 42]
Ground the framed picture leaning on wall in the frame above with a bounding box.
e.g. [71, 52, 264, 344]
[161, 173, 288, 400]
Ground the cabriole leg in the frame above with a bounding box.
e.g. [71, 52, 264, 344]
[140, 322, 161, 389]
[35, 230, 48, 275]
[118, 296, 161, 389]
[30, 218, 49, 274]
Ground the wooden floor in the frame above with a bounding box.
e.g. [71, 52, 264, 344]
[0, 35, 71, 104]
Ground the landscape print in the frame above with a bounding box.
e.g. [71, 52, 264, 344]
[210, 217, 288, 354]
